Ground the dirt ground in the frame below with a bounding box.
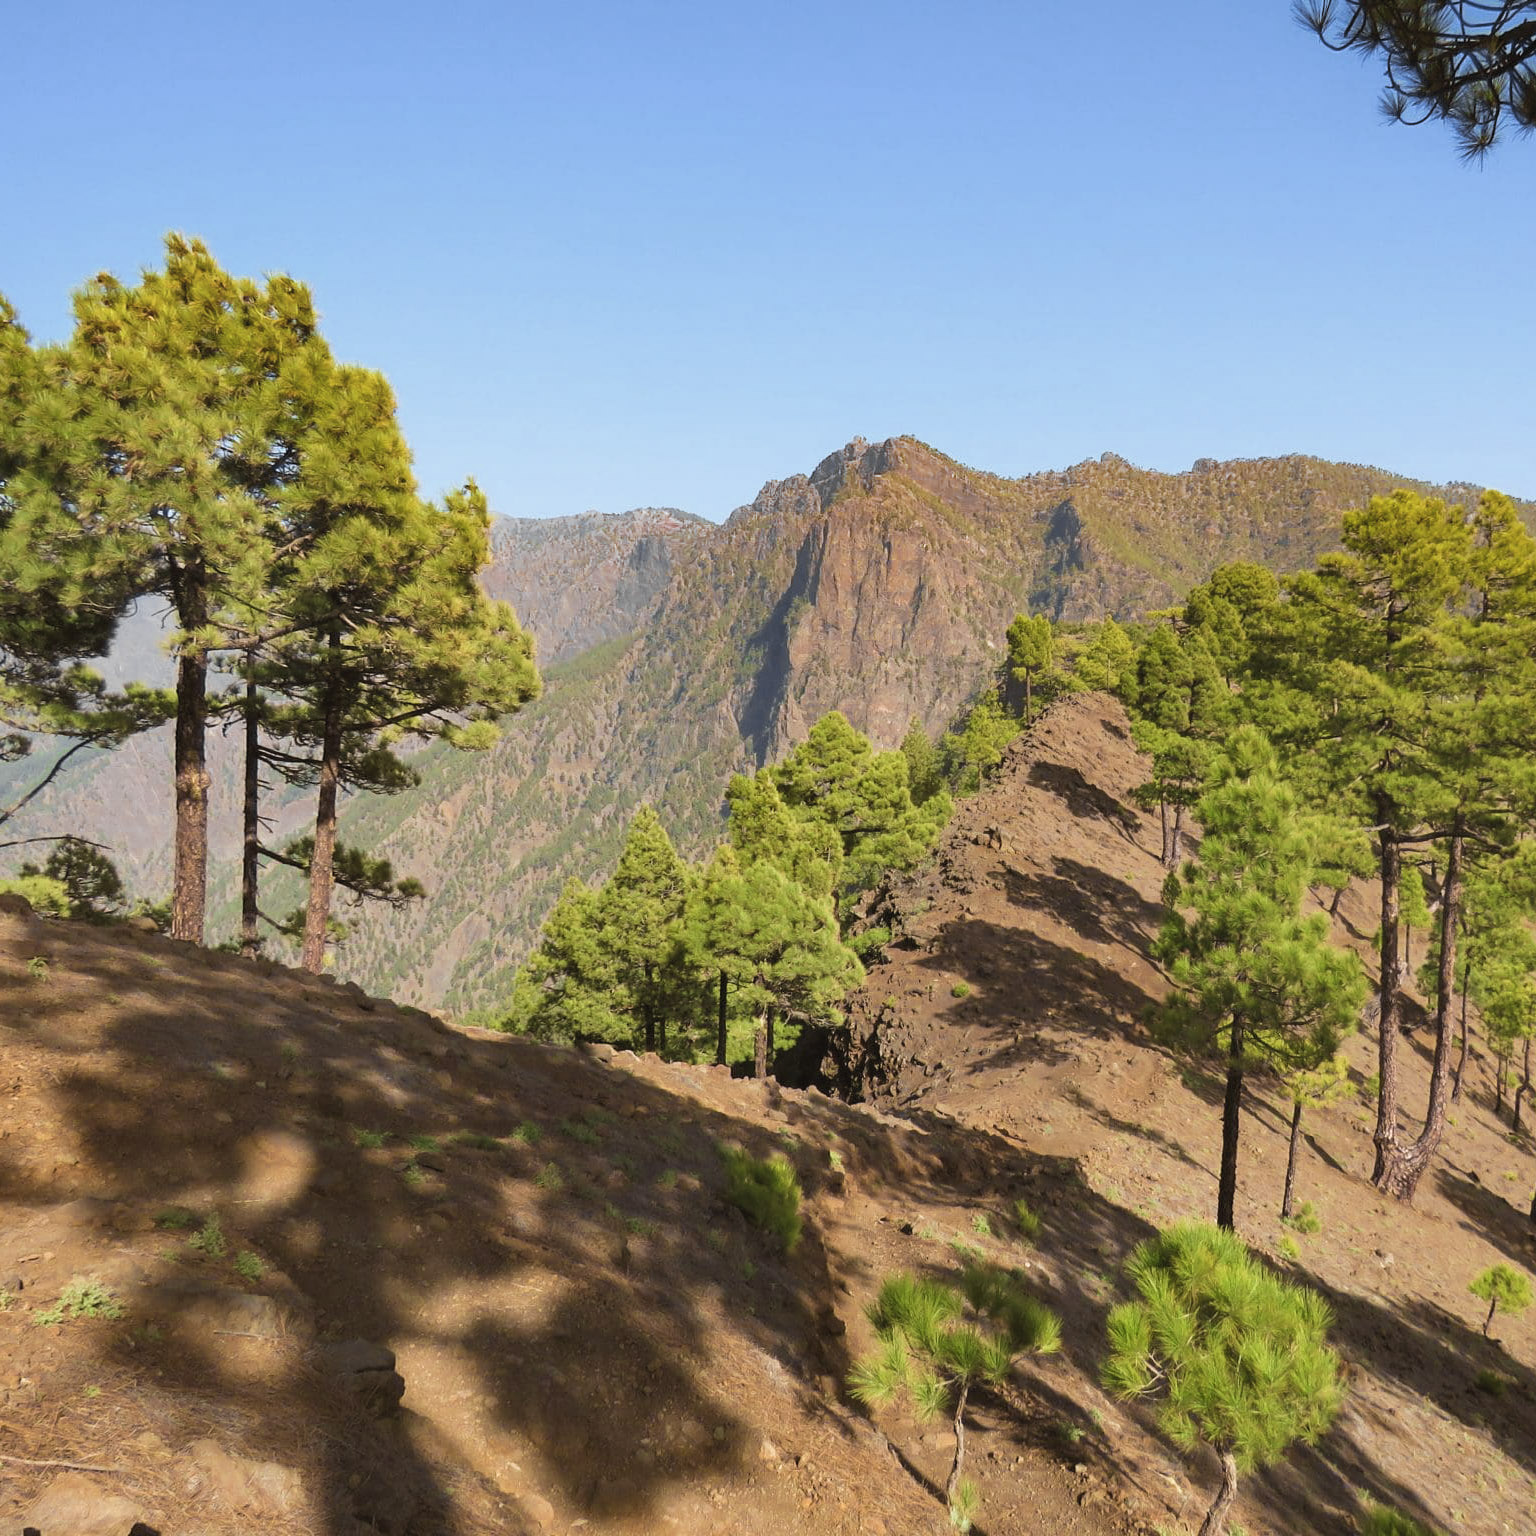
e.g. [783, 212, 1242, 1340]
[2, 691, 1533, 1536]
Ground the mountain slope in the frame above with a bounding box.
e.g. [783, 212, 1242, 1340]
[837, 690, 1536, 1536]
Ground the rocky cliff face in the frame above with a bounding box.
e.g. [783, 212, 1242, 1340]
[484, 507, 710, 663]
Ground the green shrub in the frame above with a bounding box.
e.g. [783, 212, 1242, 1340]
[406, 1133, 441, 1153]
[721, 1147, 802, 1253]
[155, 1207, 197, 1230]
[1283, 1201, 1321, 1234]
[352, 1127, 387, 1150]
[951, 981, 971, 999]
[1277, 1235, 1301, 1263]
[1474, 1367, 1510, 1396]
[1014, 1198, 1041, 1243]
[188, 1215, 226, 1258]
[534, 1161, 564, 1191]
[511, 1120, 543, 1145]
[233, 1251, 264, 1282]
[1359, 1503, 1446, 1536]
[35, 1276, 124, 1327]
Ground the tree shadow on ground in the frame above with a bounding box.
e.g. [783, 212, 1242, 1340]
[1025, 761, 1141, 844]
[999, 854, 1164, 955]
[1433, 1163, 1536, 1272]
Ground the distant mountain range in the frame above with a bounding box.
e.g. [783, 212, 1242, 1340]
[4, 436, 1522, 1010]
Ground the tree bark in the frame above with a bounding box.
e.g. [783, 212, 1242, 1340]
[716, 970, 728, 1066]
[240, 672, 261, 958]
[1023, 669, 1033, 724]
[1158, 800, 1170, 866]
[1484, 1296, 1497, 1337]
[1281, 1100, 1303, 1222]
[1328, 884, 1345, 918]
[1217, 1017, 1245, 1231]
[170, 579, 210, 944]
[944, 1378, 971, 1509]
[1371, 812, 1404, 1185]
[1170, 803, 1186, 869]
[766, 1008, 776, 1076]
[300, 637, 344, 974]
[1513, 1035, 1533, 1137]
[753, 1010, 768, 1081]
[1496, 1046, 1510, 1117]
[1375, 815, 1464, 1201]
[1452, 970, 1470, 1104]
[642, 960, 656, 1052]
[1196, 1449, 1240, 1536]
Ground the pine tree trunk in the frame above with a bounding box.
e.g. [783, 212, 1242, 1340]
[300, 641, 344, 975]
[643, 962, 656, 1052]
[1329, 884, 1344, 918]
[1196, 1450, 1240, 1536]
[1170, 803, 1185, 869]
[658, 1015, 667, 1057]
[1496, 1047, 1509, 1116]
[765, 1008, 776, 1076]
[716, 970, 728, 1067]
[1376, 815, 1464, 1202]
[1514, 1036, 1533, 1138]
[1371, 813, 1404, 1186]
[753, 1011, 768, 1081]
[1281, 1101, 1303, 1221]
[1159, 800, 1170, 866]
[945, 1378, 970, 1508]
[1484, 1297, 1497, 1337]
[1217, 1018, 1245, 1231]
[1452, 973, 1470, 1104]
[170, 578, 210, 944]
[1023, 669, 1033, 725]
[240, 672, 261, 958]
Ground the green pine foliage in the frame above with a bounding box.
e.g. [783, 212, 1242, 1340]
[1358, 1504, 1446, 1536]
[1154, 727, 1365, 1230]
[1102, 1224, 1345, 1536]
[1469, 1263, 1533, 1338]
[850, 1262, 1059, 1527]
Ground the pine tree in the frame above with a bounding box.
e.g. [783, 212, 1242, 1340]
[1280, 1054, 1351, 1221]
[1072, 616, 1138, 696]
[1005, 612, 1054, 722]
[1154, 727, 1366, 1230]
[899, 716, 944, 806]
[1398, 864, 1432, 973]
[1251, 490, 1474, 1198]
[1102, 1224, 1345, 1536]
[849, 1263, 1059, 1528]
[1182, 561, 1280, 685]
[1469, 1264, 1533, 1340]
[597, 807, 693, 1053]
[940, 689, 1015, 795]
[58, 235, 326, 942]
[771, 712, 948, 900]
[514, 876, 627, 1043]
[278, 472, 538, 971]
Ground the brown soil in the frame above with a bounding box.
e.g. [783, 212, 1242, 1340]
[3, 690, 1533, 1536]
[0, 907, 1143, 1535]
[843, 692, 1536, 1536]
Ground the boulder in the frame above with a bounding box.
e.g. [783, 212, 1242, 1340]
[315, 1337, 406, 1415]
[21, 1471, 145, 1534]
[0, 891, 34, 918]
[185, 1438, 303, 1513]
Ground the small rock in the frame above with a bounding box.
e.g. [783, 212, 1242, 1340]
[186, 1438, 303, 1513]
[127, 914, 159, 933]
[22, 1471, 145, 1533]
[519, 1491, 557, 1529]
[316, 1338, 406, 1415]
[758, 1436, 780, 1463]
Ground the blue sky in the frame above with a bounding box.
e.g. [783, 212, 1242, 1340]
[10, 2, 1534, 519]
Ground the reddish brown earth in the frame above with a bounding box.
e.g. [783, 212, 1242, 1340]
[3, 691, 1534, 1536]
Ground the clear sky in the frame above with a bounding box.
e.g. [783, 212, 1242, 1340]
[10, 2, 1534, 519]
